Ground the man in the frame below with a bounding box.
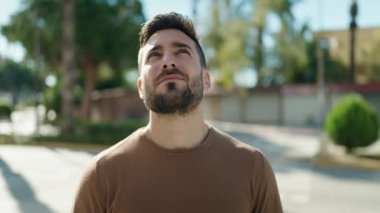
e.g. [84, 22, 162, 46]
[72, 12, 282, 213]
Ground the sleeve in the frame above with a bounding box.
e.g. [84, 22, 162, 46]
[251, 151, 283, 213]
[71, 160, 107, 213]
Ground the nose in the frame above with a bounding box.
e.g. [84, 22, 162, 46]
[162, 53, 176, 69]
[163, 63, 176, 69]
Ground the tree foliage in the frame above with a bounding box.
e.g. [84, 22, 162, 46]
[203, 0, 250, 89]
[201, 0, 356, 88]
[0, 60, 36, 92]
[203, 0, 303, 88]
[0, 60, 41, 106]
[2, 0, 145, 118]
[3, 0, 145, 71]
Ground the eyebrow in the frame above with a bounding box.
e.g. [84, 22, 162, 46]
[146, 41, 194, 56]
[148, 45, 163, 53]
[172, 41, 192, 51]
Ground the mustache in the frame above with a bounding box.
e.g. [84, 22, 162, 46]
[155, 68, 188, 85]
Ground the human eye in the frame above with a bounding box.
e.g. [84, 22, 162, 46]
[176, 48, 191, 56]
[147, 51, 162, 60]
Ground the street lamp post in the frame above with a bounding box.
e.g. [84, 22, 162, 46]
[349, 0, 358, 83]
[314, 0, 330, 158]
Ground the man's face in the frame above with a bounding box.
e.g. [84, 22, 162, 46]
[137, 29, 210, 115]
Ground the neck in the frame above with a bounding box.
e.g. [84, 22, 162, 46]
[145, 107, 209, 150]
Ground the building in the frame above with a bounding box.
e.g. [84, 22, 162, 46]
[314, 27, 380, 84]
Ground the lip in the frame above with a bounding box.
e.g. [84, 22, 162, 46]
[157, 74, 184, 84]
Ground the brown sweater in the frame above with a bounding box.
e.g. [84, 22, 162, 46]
[72, 127, 283, 213]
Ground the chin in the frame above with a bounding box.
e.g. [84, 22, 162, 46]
[163, 82, 185, 91]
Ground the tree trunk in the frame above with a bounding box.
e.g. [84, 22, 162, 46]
[255, 27, 264, 85]
[80, 58, 96, 119]
[61, 0, 75, 135]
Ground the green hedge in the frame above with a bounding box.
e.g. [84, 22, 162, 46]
[0, 103, 12, 120]
[35, 119, 147, 145]
[80, 119, 147, 144]
[325, 93, 379, 153]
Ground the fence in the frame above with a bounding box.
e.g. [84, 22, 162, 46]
[202, 83, 380, 127]
[90, 84, 380, 127]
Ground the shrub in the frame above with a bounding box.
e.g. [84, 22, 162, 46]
[35, 118, 147, 145]
[325, 93, 379, 153]
[0, 103, 12, 120]
[78, 119, 147, 144]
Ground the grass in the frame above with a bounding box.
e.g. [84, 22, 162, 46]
[0, 134, 14, 144]
[358, 153, 380, 161]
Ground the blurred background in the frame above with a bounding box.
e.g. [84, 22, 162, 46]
[0, 0, 380, 212]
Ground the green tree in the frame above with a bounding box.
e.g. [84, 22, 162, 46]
[203, 0, 250, 89]
[75, 0, 145, 118]
[250, 0, 296, 85]
[294, 39, 349, 84]
[271, 24, 309, 84]
[2, 0, 145, 120]
[0, 60, 39, 106]
[203, 0, 299, 88]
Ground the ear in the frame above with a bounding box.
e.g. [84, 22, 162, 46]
[137, 77, 144, 99]
[203, 69, 211, 91]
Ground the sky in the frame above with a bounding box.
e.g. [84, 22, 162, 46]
[0, 0, 380, 62]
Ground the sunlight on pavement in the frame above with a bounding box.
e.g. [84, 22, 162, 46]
[0, 145, 95, 213]
[0, 106, 58, 137]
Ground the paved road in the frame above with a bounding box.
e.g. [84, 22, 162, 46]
[1, 121, 380, 212]
[221, 122, 380, 213]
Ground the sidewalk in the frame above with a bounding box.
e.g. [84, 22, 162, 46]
[209, 120, 380, 171]
[1, 120, 380, 213]
[2, 113, 379, 170]
[209, 121, 380, 213]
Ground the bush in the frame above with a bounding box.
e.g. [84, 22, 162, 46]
[35, 119, 147, 145]
[0, 103, 12, 120]
[325, 93, 379, 153]
[77, 119, 147, 144]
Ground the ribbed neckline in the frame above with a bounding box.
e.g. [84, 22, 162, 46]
[140, 126, 215, 155]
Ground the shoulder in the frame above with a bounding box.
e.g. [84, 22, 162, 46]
[91, 127, 146, 167]
[211, 127, 262, 155]
[210, 127, 268, 165]
[76, 128, 147, 195]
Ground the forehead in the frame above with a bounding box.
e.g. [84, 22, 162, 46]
[141, 29, 197, 52]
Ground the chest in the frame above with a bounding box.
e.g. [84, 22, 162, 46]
[105, 157, 253, 213]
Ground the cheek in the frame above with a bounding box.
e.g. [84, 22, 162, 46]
[141, 65, 158, 81]
[141, 74, 152, 87]
[141, 64, 153, 73]
[179, 60, 201, 76]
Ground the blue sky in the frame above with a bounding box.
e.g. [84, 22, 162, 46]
[1, 0, 380, 62]
[142, 0, 380, 31]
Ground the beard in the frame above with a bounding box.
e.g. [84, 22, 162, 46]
[142, 68, 204, 115]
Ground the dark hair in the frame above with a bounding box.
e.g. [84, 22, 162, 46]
[139, 12, 207, 68]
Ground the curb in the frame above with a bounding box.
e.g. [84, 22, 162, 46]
[312, 153, 380, 171]
[31, 141, 109, 153]
[210, 120, 380, 171]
